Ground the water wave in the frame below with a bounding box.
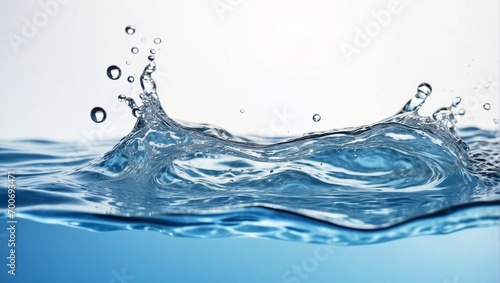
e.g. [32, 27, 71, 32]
[2, 59, 499, 245]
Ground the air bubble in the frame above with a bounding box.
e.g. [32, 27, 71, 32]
[90, 107, 107, 123]
[118, 94, 126, 102]
[131, 47, 139, 54]
[127, 76, 135, 83]
[125, 26, 136, 35]
[452, 97, 461, 107]
[106, 65, 121, 80]
[483, 103, 491, 111]
[154, 38, 162, 44]
[312, 114, 321, 122]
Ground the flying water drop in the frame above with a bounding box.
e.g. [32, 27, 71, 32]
[313, 114, 321, 122]
[401, 82, 432, 113]
[483, 103, 491, 111]
[148, 55, 155, 61]
[131, 47, 139, 54]
[458, 109, 465, 116]
[106, 65, 122, 80]
[452, 97, 461, 107]
[125, 26, 136, 35]
[240, 109, 245, 113]
[118, 94, 126, 102]
[154, 38, 162, 44]
[128, 76, 135, 83]
[417, 82, 432, 96]
[90, 107, 107, 123]
[150, 49, 156, 55]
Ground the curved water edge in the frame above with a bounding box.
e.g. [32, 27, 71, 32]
[2, 46, 499, 245]
[7, 202, 500, 245]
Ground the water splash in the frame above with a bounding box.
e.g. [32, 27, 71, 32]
[400, 82, 432, 113]
[5, 30, 500, 246]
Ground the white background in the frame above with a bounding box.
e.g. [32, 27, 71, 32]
[1, 0, 498, 141]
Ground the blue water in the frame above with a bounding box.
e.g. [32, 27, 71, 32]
[1, 57, 499, 281]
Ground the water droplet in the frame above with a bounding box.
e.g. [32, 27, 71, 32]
[494, 119, 499, 124]
[148, 55, 155, 61]
[458, 109, 465, 115]
[154, 38, 162, 44]
[141, 38, 146, 42]
[90, 107, 107, 123]
[125, 25, 136, 35]
[312, 114, 321, 122]
[483, 103, 491, 111]
[106, 65, 121, 80]
[417, 82, 432, 97]
[131, 47, 139, 54]
[452, 97, 461, 107]
[118, 94, 126, 102]
[240, 109, 245, 113]
[150, 49, 156, 55]
[125, 61, 131, 65]
[127, 76, 135, 83]
[270, 170, 274, 173]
